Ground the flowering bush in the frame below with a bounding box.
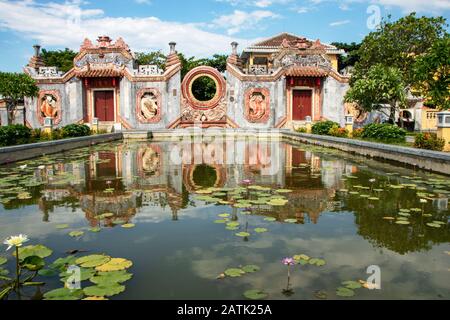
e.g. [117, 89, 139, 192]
[328, 125, 349, 138]
[352, 128, 365, 138]
[414, 132, 445, 151]
[311, 121, 339, 135]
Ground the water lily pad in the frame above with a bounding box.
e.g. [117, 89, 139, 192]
[284, 219, 297, 224]
[16, 245, 53, 259]
[83, 296, 108, 300]
[293, 254, 310, 261]
[76, 255, 111, 268]
[226, 222, 240, 228]
[214, 220, 227, 224]
[43, 288, 84, 300]
[83, 284, 125, 297]
[49, 256, 77, 270]
[426, 223, 442, 228]
[382, 217, 395, 220]
[69, 231, 84, 238]
[121, 224, 135, 229]
[90, 227, 101, 233]
[22, 256, 45, 271]
[264, 217, 276, 222]
[243, 289, 268, 300]
[254, 228, 268, 233]
[218, 213, 231, 218]
[90, 270, 133, 285]
[368, 197, 379, 201]
[38, 268, 58, 277]
[398, 212, 411, 217]
[336, 287, 355, 297]
[235, 232, 251, 237]
[95, 258, 133, 272]
[309, 258, 326, 266]
[0, 257, 6, 265]
[224, 268, 245, 277]
[342, 281, 362, 289]
[314, 290, 328, 300]
[395, 220, 411, 225]
[276, 189, 293, 193]
[242, 265, 260, 273]
[56, 224, 70, 229]
[97, 213, 114, 219]
[60, 267, 96, 283]
[0, 267, 9, 276]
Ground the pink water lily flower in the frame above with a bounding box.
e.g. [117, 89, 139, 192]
[282, 257, 295, 266]
[242, 179, 252, 184]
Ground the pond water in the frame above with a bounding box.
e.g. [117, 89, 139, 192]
[0, 138, 449, 300]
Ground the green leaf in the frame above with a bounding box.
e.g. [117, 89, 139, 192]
[293, 254, 310, 261]
[263, 217, 276, 222]
[21, 256, 45, 271]
[43, 288, 84, 300]
[254, 228, 268, 233]
[336, 287, 355, 297]
[75, 255, 111, 268]
[16, 245, 53, 260]
[69, 231, 84, 237]
[83, 284, 125, 297]
[90, 270, 133, 285]
[426, 223, 441, 228]
[0, 257, 6, 265]
[49, 256, 77, 270]
[60, 267, 96, 282]
[56, 224, 70, 229]
[243, 289, 268, 300]
[235, 232, 250, 237]
[90, 227, 101, 233]
[224, 268, 245, 277]
[121, 224, 135, 229]
[242, 265, 260, 273]
[342, 281, 362, 289]
[38, 268, 58, 277]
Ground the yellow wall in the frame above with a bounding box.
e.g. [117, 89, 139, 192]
[327, 55, 338, 72]
[421, 108, 438, 131]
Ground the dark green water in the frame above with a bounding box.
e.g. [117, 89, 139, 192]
[0, 139, 449, 300]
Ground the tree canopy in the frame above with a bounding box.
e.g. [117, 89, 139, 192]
[412, 36, 450, 110]
[134, 51, 167, 70]
[330, 42, 361, 72]
[353, 13, 448, 87]
[0, 72, 39, 124]
[345, 64, 406, 122]
[41, 48, 77, 73]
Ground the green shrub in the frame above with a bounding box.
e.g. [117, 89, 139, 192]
[414, 133, 445, 151]
[361, 123, 406, 143]
[61, 124, 91, 138]
[312, 121, 339, 135]
[0, 125, 32, 147]
[296, 127, 307, 133]
[352, 128, 364, 138]
[328, 125, 349, 138]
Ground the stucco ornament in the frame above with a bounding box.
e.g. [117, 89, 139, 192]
[245, 88, 270, 123]
[136, 88, 162, 123]
[37, 90, 62, 125]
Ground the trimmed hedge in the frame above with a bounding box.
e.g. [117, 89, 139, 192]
[0, 124, 92, 147]
[0, 125, 32, 147]
[311, 121, 339, 135]
[360, 123, 406, 143]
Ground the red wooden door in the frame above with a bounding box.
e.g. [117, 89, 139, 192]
[94, 91, 114, 121]
[292, 90, 312, 121]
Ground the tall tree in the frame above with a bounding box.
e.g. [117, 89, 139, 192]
[345, 64, 406, 123]
[412, 36, 450, 110]
[0, 72, 39, 125]
[330, 42, 361, 72]
[353, 13, 448, 86]
[134, 51, 167, 70]
[41, 48, 77, 73]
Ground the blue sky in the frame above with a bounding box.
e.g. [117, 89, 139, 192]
[0, 0, 449, 71]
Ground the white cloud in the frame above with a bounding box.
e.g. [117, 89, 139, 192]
[329, 19, 351, 26]
[374, 0, 450, 13]
[134, 0, 151, 4]
[212, 9, 280, 35]
[0, 0, 255, 58]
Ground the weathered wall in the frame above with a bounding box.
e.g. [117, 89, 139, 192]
[322, 76, 349, 126]
[226, 71, 286, 128]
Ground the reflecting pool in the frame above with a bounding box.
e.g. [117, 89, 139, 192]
[0, 138, 449, 300]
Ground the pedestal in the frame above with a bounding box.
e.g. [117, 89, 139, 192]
[437, 111, 450, 151]
[305, 116, 312, 134]
[43, 117, 53, 134]
[345, 115, 354, 137]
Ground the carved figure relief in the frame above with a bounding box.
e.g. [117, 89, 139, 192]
[244, 88, 270, 123]
[138, 145, 162, 176]
[37, 90, 62, 125]
[136, 88, 162, 123]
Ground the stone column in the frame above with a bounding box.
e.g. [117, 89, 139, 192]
[345, 115, 354, 137]
[305, 116, 312, 134]
[437, 111, 450, 151]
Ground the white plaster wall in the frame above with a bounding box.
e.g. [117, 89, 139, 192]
[322, 77, 349, 126]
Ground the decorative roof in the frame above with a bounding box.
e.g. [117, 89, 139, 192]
[80, 36, 130, 52]
[285, 66, 329, 77]
[75, 68, 125, 78]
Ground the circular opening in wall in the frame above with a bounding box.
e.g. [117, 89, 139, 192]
[192, 164, 217, 188]
[191, 76, 217, 102]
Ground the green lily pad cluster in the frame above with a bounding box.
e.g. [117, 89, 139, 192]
[43, 254, 133, 300]
[293, 254, 326, 267]
[223, 265, 260, 278]
[336, 280, 369, 298]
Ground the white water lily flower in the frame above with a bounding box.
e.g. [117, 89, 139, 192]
[3, 234, 29, 251]
[19, 165, 27, 170]
[420, 199, 428, 204]
[38, 165, 45, 170]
